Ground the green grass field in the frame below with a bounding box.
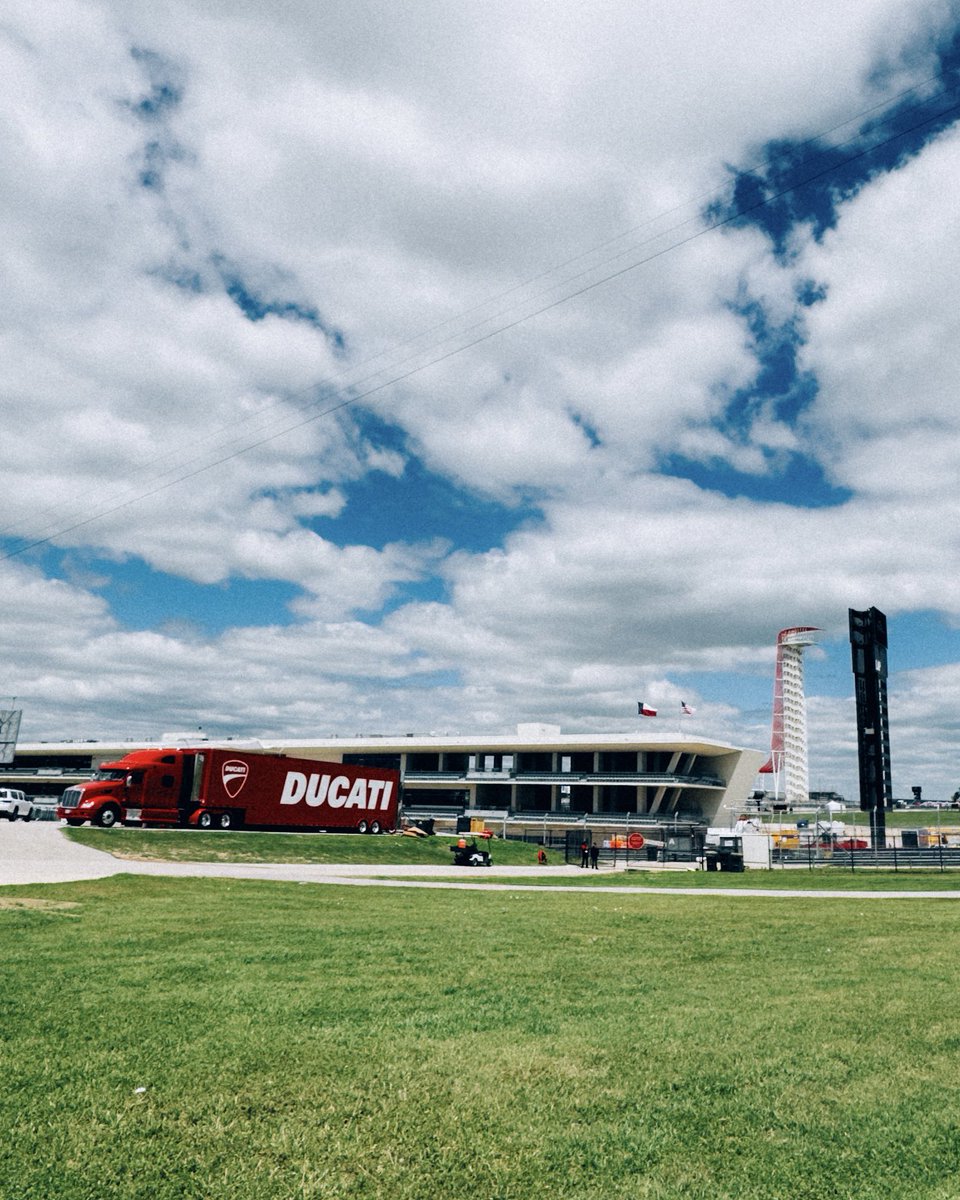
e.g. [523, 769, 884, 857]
[64, 826, 546, 866]
[3, 874, 960, 1199]
[383, 871, 960, 891]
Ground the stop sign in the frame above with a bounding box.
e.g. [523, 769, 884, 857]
[627, 832, 645, 850]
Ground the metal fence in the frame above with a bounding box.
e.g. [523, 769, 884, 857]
[773, 845, 960, 871]
[511, 830, 960, 872]
[506, 827, 699, 867]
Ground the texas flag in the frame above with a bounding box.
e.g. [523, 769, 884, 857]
[638, 701, 657, 717]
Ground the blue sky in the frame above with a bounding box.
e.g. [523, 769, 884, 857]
[3, 0, 960, 802]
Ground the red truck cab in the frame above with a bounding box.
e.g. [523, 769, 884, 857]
[56, 750, 188, 827]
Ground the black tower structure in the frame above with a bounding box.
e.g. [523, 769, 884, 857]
[848, 607, 892, 849]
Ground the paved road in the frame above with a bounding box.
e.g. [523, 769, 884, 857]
[0, 822, 583, 888]
[0, 820, 123, 884]
[4, 822, 960, 898]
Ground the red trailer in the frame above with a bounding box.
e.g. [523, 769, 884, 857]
[56, 746, 400, 833]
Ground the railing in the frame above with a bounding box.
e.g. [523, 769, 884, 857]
[402, 804, 466, 819]
[508, 809, 703, 826]
[401, 770, 725, 787]
[774, 845, 960, 871]
[0, 766, 92, 776]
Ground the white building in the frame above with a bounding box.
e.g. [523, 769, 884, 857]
[7, 724, 764, 829]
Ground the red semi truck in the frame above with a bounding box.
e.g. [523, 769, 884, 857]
[56, 746, 400, 833]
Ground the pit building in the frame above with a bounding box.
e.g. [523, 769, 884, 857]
[6, 724, 764, 835]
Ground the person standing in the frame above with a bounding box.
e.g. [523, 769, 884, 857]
[589, 843, 600, 870]
[580, 839, 590, 868]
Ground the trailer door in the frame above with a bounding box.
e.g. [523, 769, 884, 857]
[177, 753, 199, 819]
[190, 753, 204, 803]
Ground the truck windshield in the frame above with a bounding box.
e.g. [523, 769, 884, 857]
[94, 770, 128, 781]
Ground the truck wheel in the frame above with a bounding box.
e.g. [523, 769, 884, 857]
[217, 812, 233, 830]
[370, 820, 381, 834]
[66, 818, 85, 827]
[197, 811, 214, 829]
[357, 819, 369, 834]
[95, 806, 120, 829]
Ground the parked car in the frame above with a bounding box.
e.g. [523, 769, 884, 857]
[0, 788, 35, 821]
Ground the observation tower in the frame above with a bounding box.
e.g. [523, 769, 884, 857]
[759, 626, 818, 806]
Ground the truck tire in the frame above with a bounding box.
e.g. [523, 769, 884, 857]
[95, 805, 120, 829]
[197, 811, 214, 829]
[66, 818, 85, 827]
[357, 819, 369, 834]
[217, 812, 233, 829]
[370, 820, 381, 834]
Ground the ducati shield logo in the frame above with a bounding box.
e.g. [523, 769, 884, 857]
[221, 760, 249, 799]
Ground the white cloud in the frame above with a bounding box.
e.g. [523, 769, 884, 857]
[796, 120, 960, 497]
[3, 0, 960, 807]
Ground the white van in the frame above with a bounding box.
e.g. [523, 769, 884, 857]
[0, 788, 34, 821]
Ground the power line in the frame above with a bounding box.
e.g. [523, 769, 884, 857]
[3, 79, 959, 563]
[4, 79, 954, 552]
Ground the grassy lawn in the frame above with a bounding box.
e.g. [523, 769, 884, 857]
[3, 876, 960, 1199]
[375, 870, 960, 891]
[64, 827, 547, 866]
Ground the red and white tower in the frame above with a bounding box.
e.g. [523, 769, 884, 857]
[760, 626, 818, 806]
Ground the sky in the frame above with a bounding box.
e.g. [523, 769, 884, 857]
[3, 0, 960, 803]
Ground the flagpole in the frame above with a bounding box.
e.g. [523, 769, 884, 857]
[678, 701, 694, 737]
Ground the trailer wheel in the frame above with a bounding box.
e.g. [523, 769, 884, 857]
[95, 805, 120, 829]
[217, 812, 233, 830]
[197, 811, 214, 829]
[370, 820, 381, 834]
[357, 819, 369, 834]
